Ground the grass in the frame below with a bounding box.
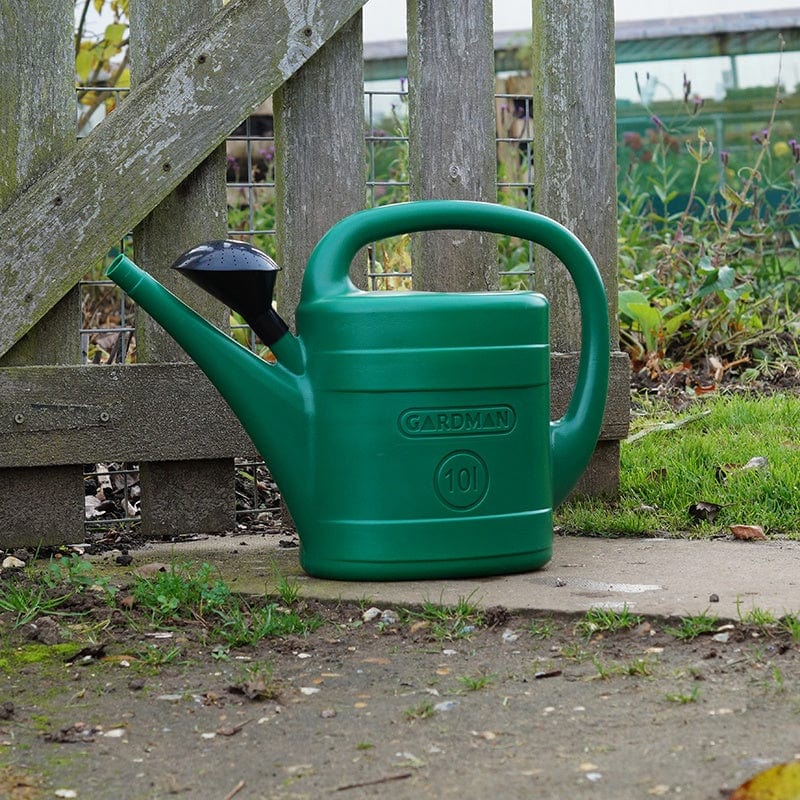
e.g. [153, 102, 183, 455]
[213, 601, 323, 647]
[575, 605, 642, 638]
[665, 611, 718, 641]
[781, 613, 800, 642]
[132, 561, 232, 622]
[557, 394, 800, 538]
[0, 556, 324, 653]
[529, 617, 556, 639]
[404, 700, 436, 721]
[665, 685, 701, 704]
[0, 580, 77, 628]
[457, 672, 496, 692]
[402, 592, 484, 640]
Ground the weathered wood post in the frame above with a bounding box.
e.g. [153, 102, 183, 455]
[532, 0, 629, 494]
[274, 11, 366, 326]
[0, 0, 84, 547]
[129, 0, 235, 537]
[273, 11, 365, 526]
[407, 0, 498, 290]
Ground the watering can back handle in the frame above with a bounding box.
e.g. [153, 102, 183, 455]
[303, 200, 610, 506]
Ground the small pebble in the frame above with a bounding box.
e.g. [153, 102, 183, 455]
[362, 607, 381, 623]
[380, 609, 399, 625]
[320, 708, 337, 719]
[709, 593, 720, 603]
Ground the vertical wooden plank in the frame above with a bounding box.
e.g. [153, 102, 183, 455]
[274, 12, 366, 329]
[407, 0, 497, 292]
[532, 0, 618, 348]
[130, 0, 234, 537]
[0, 0, 83, 547]
[531, 0, 628, 496]
[273, 12, 364, 527]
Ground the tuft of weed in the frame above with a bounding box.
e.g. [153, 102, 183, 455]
[457, 672, 496, 692]
[575, 605, 642, 638]
[738, 601, 778, 629]
[781, 613, 800, 643]
[132, 561, 231, 623]
[665, 611, 718, 641]
[0, 579, 76, 628]
[404, 700, 435, 721]
[213, 600, 323, 647]
[665, 685, 701, 704]
[529, 617, 556, 639]
[402, 592, 484, 641]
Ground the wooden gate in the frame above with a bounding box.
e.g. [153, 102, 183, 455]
[0, 0, 628, 549]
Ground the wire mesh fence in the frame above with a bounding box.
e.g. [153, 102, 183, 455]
[76, 84, 536, 532]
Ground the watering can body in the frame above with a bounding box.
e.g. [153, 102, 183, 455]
[297, 288, 552, 579]
[107, 200, 610, 580]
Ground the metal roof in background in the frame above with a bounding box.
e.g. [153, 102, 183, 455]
[614, 9, 800, 62]
[363, 9, 800, 81]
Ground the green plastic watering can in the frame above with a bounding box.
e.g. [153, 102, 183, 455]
[107, 200, 609, 580]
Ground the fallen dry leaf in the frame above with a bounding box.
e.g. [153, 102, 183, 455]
[688, 501, 724, 523]
[729, 761, 800, 799]
[730, 524, 767, 541]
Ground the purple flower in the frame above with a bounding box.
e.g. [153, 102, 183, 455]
[651, 115, 663, 130]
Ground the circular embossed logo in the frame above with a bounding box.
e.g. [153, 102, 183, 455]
[434, 451, 489, 510]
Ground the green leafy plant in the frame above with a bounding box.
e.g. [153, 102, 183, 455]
[132, 561, 231, 623]
[617, 68, 800, 378]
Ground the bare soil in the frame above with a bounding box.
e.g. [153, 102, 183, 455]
[1, 587, 799, 800]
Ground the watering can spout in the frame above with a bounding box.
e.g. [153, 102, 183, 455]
[106, 253, 309, 503]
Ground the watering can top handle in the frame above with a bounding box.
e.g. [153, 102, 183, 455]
[304, 200, 597, 302]
[303, 200, 610, 507]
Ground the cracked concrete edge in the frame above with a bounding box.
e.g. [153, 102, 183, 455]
[113, 534, 800, 622]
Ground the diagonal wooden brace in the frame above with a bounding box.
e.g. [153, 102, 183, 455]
[0, 0, 368, 358]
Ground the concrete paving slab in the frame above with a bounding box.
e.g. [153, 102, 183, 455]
[136, 533, 800, 620]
